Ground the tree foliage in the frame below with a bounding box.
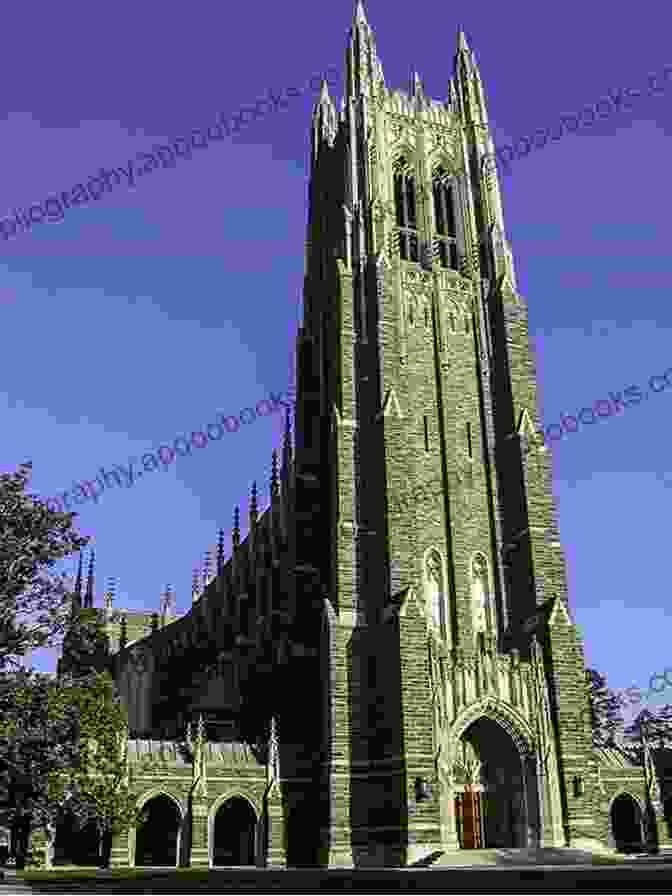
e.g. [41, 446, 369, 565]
[65, 672, 146, 841]
[0, 668, 85, 832]
[623, 706, 672, 764]
[0, 462, 90, 670]
[0, 669, 146, 867]
[1, 463, 143, 865]
[584, 668, 625, 748]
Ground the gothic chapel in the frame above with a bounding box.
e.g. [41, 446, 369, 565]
[55, 1, 668, 869]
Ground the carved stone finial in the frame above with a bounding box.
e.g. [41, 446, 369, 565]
[271, 450, 279, 500]
[203, 551, 212, 590]
[250, 481, 258, 527]
[84, 549, 96, 609]
[104, 577, 116, 618]
[426, 552, 441, 585]
[217, 529, 225, 574]
[233, 507, 241, 549]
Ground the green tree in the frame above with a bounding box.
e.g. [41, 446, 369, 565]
[623, 706, 672, 764]
[61, 671, 146, 868]
[584, 668, 624, 748]
[0, 669, 145, 869]
[0, 462, 90, 670]
[0, 668, 91, 867]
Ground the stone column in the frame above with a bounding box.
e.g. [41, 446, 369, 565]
[440, 772, 460, 850]
[523, 753, 541, 848]
[189, 802, 209, 868]
[110, 827, 130, 868]
[264, 788, 287, 867]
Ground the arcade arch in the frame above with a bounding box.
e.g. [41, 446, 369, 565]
[211, 795, 258, 866]
[610, 792, 644, 854]
[133, 792, 183, 867]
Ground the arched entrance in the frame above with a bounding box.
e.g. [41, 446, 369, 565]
[611, 794, 644, 853]
[135, 794, 181, 867]
[453, 717, 533, 849]
[212, 797, 257, 866]
[53, 811, 100, 866]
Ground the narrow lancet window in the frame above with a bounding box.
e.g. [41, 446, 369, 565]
[432, 167, 459, 271]
[394, 158, 419, 262]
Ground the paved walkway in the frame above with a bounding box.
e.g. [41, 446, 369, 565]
[5, 864, 672, 893]
[427, 846, 639, 866]
[4, 850, 672, 892]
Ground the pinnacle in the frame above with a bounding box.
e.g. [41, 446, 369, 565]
[354, 0, 368, 26]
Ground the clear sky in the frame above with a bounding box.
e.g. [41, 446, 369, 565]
[1, 0, 671, 720]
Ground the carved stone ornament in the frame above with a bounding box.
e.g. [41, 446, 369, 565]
[130, 647, 147, 675]
[448, 696, 537, 762]
[426, 553, 441, 586]
[471, 555, 487, 582]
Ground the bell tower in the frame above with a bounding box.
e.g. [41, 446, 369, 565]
[289, 0, 596, 863]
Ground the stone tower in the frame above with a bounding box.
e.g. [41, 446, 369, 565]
[290, 0, 603, 865]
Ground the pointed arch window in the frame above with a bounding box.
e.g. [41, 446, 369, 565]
[393, 157, 419, 262]
[432, 167, 459, 271]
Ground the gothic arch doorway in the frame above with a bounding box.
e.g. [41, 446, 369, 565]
[453, 716, 535, 849]
[212, 797, 257, 866]
[611, 794, 644, 853]
[134, 794, 181, 867]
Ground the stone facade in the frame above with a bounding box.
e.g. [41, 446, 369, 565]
[49, 2, 670, 870]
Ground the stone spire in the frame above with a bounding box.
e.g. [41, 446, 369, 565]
[202, 550, 213, 591]
[161, 584, 175, 625]
[453, 27, 483, 126]
[192, 566, 201, 604]
[457, 27, 471, 54]
[250, 481, 258, 529]
[353, 0, 367, 26]
[281, 409, 293, 482]
[346, 0, 385, 101]
[312, 76, 337, 160]
[217, 528, 225, 576]
[232, 506, 241, 550]
[72, 551, 84, 612]
[270, 449, 279, 502]
[84, 549, 95, 609]
[104, 576, 116, 620]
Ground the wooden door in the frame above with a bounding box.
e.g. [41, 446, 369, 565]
[455, 790, 483, 849]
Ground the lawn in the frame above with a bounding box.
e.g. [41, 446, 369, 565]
[20, 867, 223, 882]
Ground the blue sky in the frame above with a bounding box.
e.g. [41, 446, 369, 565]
[2, 0, 671, 718]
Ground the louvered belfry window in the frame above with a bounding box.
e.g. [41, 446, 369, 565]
[433, 167, 459, 270]
[394, 158, 419, 262]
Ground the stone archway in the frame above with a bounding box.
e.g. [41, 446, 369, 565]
[134, 794, 182, 867]
[452, 716, 537, 849]
[212, 797, 257, 866]
[611, 794, 644, 854]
